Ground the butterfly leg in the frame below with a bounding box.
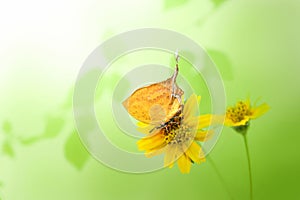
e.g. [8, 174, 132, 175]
[170, 50, 182, 104]
[170, 65, 180, 99]
[149, 123, 167, 134]
[171, 93, 182, 104]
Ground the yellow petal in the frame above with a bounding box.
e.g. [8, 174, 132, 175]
[198, 115, 213, 128]
[145, 146, 166, 158]
[245, 98, 251, 108]
[199, 148, 206, 162]
[195, 130, 214, 141]
[164, 145, 181, 168]
[199, 114, 225, 129]
[177, 154, 192, 174]
[183, 94, 200, 121]
[137, 133, 165, 151]
[198, 114, 212, 129]
[136, 123, 156, 134]
[137, 121, 148, 128]
[184, 141, 201, 164]
[250, 103, 270, 119]
[183, 116, 199, 129]
[224, 117, 235, 127]
[224, 116, 250, 127]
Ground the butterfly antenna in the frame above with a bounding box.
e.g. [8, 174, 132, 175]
[174, 49, 180, 77]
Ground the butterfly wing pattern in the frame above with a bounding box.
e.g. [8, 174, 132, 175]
[122, 69, 183, 125]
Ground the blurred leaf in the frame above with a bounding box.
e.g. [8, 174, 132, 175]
[113, 77, 130, 102]
[19, 136, 41, 145]
[2, 120, 12, 135]
[96, 72, 123, 99]
[19, 116, 64, 146]
[164, 0, 190, 10]
[207, 49, 234, 80]
[2, 140, 14, 158]
[64, 130, 90, 170]
[43, 116, 64, 139]
[211, 0, 227, 8]
[105, 72, 130, 102]
[62, 87, 74, 110]
[197, 0, 228, 26]
[74, 68, 102, 107]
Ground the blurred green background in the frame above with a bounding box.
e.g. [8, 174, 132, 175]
[0, 0, 299, 199]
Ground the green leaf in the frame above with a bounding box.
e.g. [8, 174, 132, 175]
[113, 79, 130, 102]
[62, 87, 74, 110]
[19, 116, 64, 145]
[164, 0, 190, 10]
[19, 136, 41, 145]
[74, 69, 102, 107]
[43, 116, 64, 139]
[2, 140, 14, 158]
[18, 116, 64, 145]
[64, 131, 90, 170]
[211, 0, 227, 8]
[207, 49, 234, 81]
[2, 120, 12, 135]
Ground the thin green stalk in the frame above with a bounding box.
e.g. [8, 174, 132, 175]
[207, 156, 234, 200]
[243, 135, 253, 200]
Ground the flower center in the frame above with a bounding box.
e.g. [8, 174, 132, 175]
[161, 115, 194, 145]
[226, 101, 250, 122]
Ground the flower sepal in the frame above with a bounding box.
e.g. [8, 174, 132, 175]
[232, 121, 250, 135]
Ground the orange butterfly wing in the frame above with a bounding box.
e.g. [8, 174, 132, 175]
[123, 76, 183, 125]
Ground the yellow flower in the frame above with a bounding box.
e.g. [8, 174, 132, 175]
[225, 99, 269, 133]
[137, 94, 217, 174]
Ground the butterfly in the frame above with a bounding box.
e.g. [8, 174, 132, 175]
[122, 53, 184, 127]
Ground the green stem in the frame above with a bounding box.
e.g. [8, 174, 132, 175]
[207, 156, 234, 200]
[243, 135, 253, 200]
